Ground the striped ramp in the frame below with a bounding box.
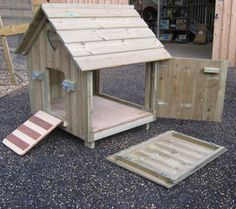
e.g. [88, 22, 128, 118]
[2, 111, 62, 156]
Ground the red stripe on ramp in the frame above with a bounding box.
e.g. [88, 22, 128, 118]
[29, 115, 53, 130]
[6, 134, 29, 150]
[18, 124, 41, 140]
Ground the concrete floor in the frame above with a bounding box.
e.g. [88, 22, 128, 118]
[164, 42, 213, 59]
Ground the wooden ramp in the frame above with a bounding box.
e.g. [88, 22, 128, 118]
[2, 111, 62, 155]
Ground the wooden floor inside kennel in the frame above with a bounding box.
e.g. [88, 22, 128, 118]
[51, 95, 154, 139]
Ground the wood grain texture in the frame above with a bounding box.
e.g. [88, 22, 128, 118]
[156, 58, 228, 122]
[0, 24, 29, 36]
[50, 17, 146, 30]
[212, 0, 236, 66]
[32, 0, 129, 13]
[107, 131, 226, 188]
[93, 96, 152, 133]
[74, 49, 170, 71]
[0, 0, 33, 25]
[17, 3, 171, 71]
[228, 0, 236, 66]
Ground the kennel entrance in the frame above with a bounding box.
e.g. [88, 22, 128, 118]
[48, 68, 66, 119]
[91, 65, 155, 141]
[46, 63, 156, 145]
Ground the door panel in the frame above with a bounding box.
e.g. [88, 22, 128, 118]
[156, 58, 228, 122]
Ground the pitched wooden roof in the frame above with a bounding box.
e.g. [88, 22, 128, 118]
[17, 3, 171, 71]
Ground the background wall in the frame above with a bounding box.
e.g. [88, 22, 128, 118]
[0, 0, 33, 26]
[32, 0, 129, 12]
[212, 0, 236, 67]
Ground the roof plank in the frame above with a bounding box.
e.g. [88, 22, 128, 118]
[49, 17, 147, 30]
[43, 8, 139, 18]
[74, 48, 171, 71]
[17, 3, 171, 70]
[66, 38, 164, 57]
[57, 28, 155, 43]
[42, 3, 133, 9]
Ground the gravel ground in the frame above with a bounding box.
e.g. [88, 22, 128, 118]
[0, 50, 28, 97]
[0, 64, 235, 209]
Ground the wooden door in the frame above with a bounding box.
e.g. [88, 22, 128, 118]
[156, 58, 228, 122]
[212, 0, 236, 66]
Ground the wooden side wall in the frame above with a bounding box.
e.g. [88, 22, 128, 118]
[212, 0, 236, 67]
[32, 0, 129, 13]
[28, 24, 93, 141]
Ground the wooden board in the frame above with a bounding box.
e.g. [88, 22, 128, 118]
[2, 111, 62, 155]
[0, 23, 29, 36]
[107, 131, 226, 188]
[156, 58, 228, 122]
[93, 96, 152, 133]
[212, 0, 236, 66]
[75, 48, 170, 71]
[0, 16, 17, 85]
[58, 28, 154, 44]
[32, 0, 129, 13]
[50, 17, 147, 30]
[49, 95, 153, 134]
[65, 38, 162, 58]
[0, 0, 33, 25]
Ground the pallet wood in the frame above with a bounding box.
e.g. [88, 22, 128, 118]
[107, 131, 226, 188]
[3, 111, 62, 155]
[0, 16, 17, 85]
[212, 0, 236, 66]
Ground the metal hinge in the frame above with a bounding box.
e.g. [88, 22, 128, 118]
[32, 71, 44, 80]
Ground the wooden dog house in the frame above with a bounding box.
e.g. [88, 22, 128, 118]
[16, 3, 227, 149]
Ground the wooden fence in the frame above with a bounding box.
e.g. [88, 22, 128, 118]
[212, 0, 236, 67]
[32, 0, 129, 13]
[0, 0, 33, 26]
[0, 0, 129, 25]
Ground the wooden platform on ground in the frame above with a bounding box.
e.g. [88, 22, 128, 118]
[107, 131, 226, 188]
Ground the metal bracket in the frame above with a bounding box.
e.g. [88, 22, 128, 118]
[32, 71, 44, 80]
[62, 80, 76, 92]
[203, 67, 220, 74]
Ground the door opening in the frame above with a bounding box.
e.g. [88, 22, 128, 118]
[48, 68, 66, 119]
